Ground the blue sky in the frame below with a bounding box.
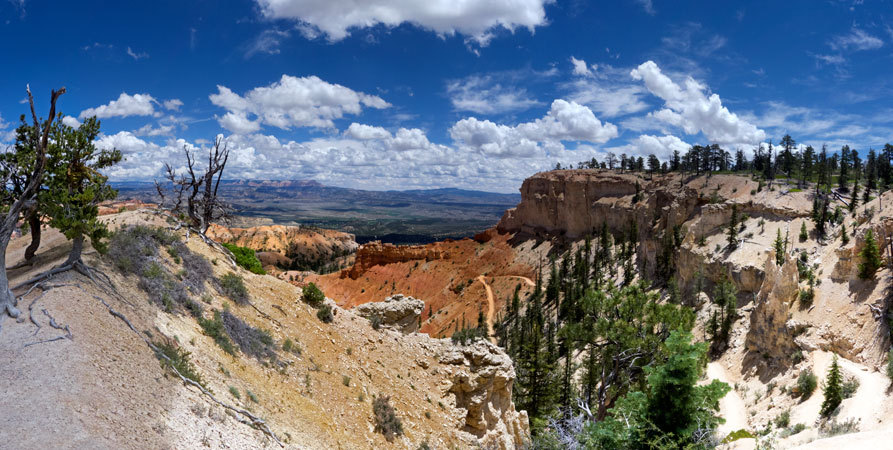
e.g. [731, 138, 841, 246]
[1, 0, 892, 193]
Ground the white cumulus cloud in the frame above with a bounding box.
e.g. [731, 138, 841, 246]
[210, 75, 390, 133]
[80, 93, 158, 119]
[630, 60, 765, 146]
[450, 99, 617, 158]
[162, 99, 184, 111]
[255, 0, 553, 46]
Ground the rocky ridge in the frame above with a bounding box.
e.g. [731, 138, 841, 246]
[343, 240, 449, 279]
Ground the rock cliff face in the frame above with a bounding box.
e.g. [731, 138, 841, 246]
[342, 240, 448, 279]
[354, 294, 424, 334]
[207, 224, 357, 269]
[745, 252, 799, 360]
[497, 170, 641, 239]
[438, 340, 529, 449]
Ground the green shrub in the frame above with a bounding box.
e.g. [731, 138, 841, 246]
[282, 338, 301, 354]
[887, 349, 893, 381]
[246, 390, 259, 403]
[219, 272, 250, 304]
[797, 368, 818, 400]
[722, 429, 755, 443]
[229, 386, 241, 399]
[302, 283, 325, 307]
[223, 243, 265, 274]
[820, 417, 859, 437]
[197, 310, 237, 355]
[774, 409, 790, 428]
[842, 376, 860, 399]
[317, 303, 334, 323]
[799, 288, 815, 308]
[372, 395, 403, 442]
[342, 375, 351, 386]
[153, 340, 207, 390]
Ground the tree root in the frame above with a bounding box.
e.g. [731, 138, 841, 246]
[7, 260, 35, 271]
[248, 301, 281, 327]
[79, 284, 284, 447]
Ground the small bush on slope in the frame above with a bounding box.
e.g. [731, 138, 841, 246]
[153, 340, 208, 390]
[797, 368, 818, 400]
[219, 272, 249, 304]
[109, 225, 213, 313]
[222, 242, 265, 274]
[302, 282, 325, 307]
[197, 310, 237, 355]
[372, 395, 403, 442]
[316, 303, 334, 323]
[221, 310, 276, 360]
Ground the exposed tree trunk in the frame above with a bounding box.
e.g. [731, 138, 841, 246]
[24, 212, 41, 261]
[0, 86, 64, 324]
[65, 235, 84, 266]
[0, 242, 20, 320]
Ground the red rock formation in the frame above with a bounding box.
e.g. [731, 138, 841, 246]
[98, 200, 157, 215]
[342, 240, 449, 279]
[207, 224, 357, 270]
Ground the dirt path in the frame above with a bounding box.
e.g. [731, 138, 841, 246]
[706, 362, 748, 436]
[476, 275, 497, 344]
[508, 276, 535, 287]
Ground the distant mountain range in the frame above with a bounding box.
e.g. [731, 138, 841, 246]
[113, 180, 521, 243]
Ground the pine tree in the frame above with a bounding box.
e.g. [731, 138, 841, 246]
[839, 145, 851, 192]
[799, 222, 808, 242]
[727, 204, 739, 250]
[841, 223, 849, 245]
[820, 355, 843, 417]
[858, 229, 883, 280]
[774, 229, 786, 266]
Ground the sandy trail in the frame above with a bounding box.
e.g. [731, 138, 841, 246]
[706, 362, 748, 436]
[476, 275, 497, 344]
[508, 276, 535, 287]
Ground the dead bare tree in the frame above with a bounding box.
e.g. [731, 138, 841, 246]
[0, 85, 64, 323]
[157, 137, 231, 236]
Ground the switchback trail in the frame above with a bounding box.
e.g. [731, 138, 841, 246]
[508, 276, 535, 287]
[475, 275, 497, 344]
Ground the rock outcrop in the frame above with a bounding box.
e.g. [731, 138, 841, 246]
[354, 294, 424, 334]
[497, 170, 641, 239]
[746, 252, 800, 360]
[207, 223, 357, 269]
[438, 340, 529, 449]
[343, 240, 448, 279]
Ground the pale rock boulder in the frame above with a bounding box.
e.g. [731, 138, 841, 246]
[354, 294, 424, 334]
[438, 339, 530, 450]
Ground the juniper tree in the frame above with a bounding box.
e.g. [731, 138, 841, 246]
[0, 86, 65, 321]
[41, 116, 122, 266]
[0, 115, 46, 262]
[585, 332, 729, 448]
